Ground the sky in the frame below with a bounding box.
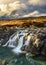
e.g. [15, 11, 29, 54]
[0, 0, 46, 19]
[0, 0, 46, 5]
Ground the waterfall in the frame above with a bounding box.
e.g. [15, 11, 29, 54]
[12, 36, 24, 54]
[2, 28, 34, 54]
[3, 32, 19, 48]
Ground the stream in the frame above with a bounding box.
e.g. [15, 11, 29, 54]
[0, 27, 46, 65]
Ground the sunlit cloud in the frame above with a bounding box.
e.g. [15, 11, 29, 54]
[0, 4, 7, 12]
[0, 0, 46, 18]
[0, 0, 15, 4]
[0, 0, 27, 12]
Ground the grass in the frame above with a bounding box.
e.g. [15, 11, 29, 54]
[0, 16, 46, 28]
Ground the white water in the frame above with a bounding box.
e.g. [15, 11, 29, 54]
[12, 36, 24, 54]
[3, 32, 19, 48]
[3, 29, 34, 54]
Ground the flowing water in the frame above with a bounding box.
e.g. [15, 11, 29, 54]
[0, 47, 46, 65]
[0, 28, 46, 65]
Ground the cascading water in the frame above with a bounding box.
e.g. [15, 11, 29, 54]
[0, 27, 46, 65]
[3, 28, 34, 54]
[3, 32, 19, 48]
[12, 36, 24, 54]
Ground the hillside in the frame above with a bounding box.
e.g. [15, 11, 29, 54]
[0, 16, 46, 27]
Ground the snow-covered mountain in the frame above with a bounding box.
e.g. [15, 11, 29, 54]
[0, 0, 46, 19]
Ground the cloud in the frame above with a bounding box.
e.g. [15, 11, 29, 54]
[0, 0, 46, 6]
[0, 0, 27, 12]
[0, 4, 7, 12]
[9, 1, 26, 10]
[22, 11, 39, 17]
[28, 0, 46, 6]
[22, 10, 46, 17]
[0, 0, 15, 4]
[0, 0, 46, 18]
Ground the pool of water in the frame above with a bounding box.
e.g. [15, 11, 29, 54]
[0, 47, 46, 65]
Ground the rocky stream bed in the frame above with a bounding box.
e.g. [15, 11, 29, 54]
[0, 26, 46, 65]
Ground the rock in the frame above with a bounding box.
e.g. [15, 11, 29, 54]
[30, 46, 40, 55]
[33, 38, 44, 48]
[2, 60, 6, 65]
[41, 39, 46, 56]
[37, 32, 46, 40]
[0, 59, 7, 65]
[41, 47, 46, 56]
[25, 45, 31, 52]
[33, 39, 40, 47]
[21, 45, 31, 52]
[21, 45, 25, 51]
[26, 53, 35, 57]
[24, 29, 28, 33]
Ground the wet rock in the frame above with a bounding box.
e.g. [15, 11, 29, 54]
[37, 32, 46, 40]
[41, 39, 46, 56]
[30, 46, 40, 55]
[26, 53, 35, 57]
[0, 59, 7, 65]
[2, 60, 6, 65]
[41, 47, 46, 56]
[25, 45, 31, 52]
[21, 44, 31, 52]
[33, 38, 44, 48]
[21, 45, 25, 51]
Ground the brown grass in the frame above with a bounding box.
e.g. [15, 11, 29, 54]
[0, 16, 46, 27]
